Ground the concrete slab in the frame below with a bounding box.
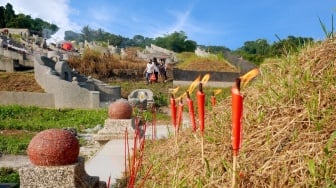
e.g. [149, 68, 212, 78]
[85, 139, 131, 185]
[85, 124, 174, 185]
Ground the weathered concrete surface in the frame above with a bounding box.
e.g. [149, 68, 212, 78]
[0, 91, 54, 108]
[86, 124, 173, 186]
[173, 80, 234, 88]
[19, 157, 106, 188]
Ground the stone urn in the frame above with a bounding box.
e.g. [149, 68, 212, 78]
[27, 129, 79, 166]
[108, 100, 133, 119]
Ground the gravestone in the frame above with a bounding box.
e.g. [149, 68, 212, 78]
[55, 61, 72, 81]
[94, 99, 138, 145]
[127, 89, 154, 109]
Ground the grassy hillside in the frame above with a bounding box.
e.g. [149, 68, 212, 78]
[131, 38, 336, 187]
[176, 52, 237, 72]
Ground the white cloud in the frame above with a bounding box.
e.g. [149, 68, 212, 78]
[0, 0, 80, 42]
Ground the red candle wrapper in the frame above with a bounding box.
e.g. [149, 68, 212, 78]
[170, 95, 177, 128]
[231, 85, 243, 156]
[176, 99, 184, 132]
[186, 92, 197, 132]
[187, 97, 197, 132]
[211, 95, 216, 106]
[197, 83, 205, 135]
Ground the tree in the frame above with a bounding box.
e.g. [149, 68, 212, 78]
[0, 6, 5, 28]
[65, 30, 83, 41]
[133, 35, 145, 47]
[81, 25, 93, 41]
[234, 39, 271, 65]
[154, 31, 197, 52]
[271, 35, 314, 56]
[4, 3, 15, 25]
[184, 40, 197, 52]
[6, 13, 31, 28]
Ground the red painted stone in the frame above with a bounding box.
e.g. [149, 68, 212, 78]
[108, 100, 133, 119]
[27, 129, 79, 166]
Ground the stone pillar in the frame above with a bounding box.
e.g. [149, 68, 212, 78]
[19, 129, 106, 188]
[94, 100, 139, 145]
[89, 91, 100, 108]
[19, 157, 106, 188]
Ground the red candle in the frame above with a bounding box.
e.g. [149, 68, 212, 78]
[231, 79, 243, 156]
[107, 175, 111, 188]
[170, 94, 177, 129]
[211, 91, 216, 107]
[186, 92, 197, 132]
[176, 99, 184, 132]
[197, 83, 205, 135]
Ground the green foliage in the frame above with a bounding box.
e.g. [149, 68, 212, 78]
[154, 31, 197, 52]
[318, 15, 334, 39]
[0, 3, 58, 38]
[0, 168, 20, 187]
[234, 36, 314, 65]
[234, 39, 271, 64]
[4, 3, 15, 24]
[197, 45, 231, 54]
[153, 92, 168, 107]
[324, 131, 336, 156]
[64, 30, 82, 41]
[67, 25, 124, 46]
[0, 133, 33, 154]
[0, 105, 107, 131]
[0, 6, 5, 27]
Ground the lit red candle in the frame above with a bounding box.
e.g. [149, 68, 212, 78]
[186, 91, 197, 132]
[170, 94, 177, 129]
[197, 83, 205, 135]
[176, 99, 184, 132]
[231, 78, 243, 156]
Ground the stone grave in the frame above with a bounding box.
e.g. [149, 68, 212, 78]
[94, 99, 144, 145]
[127, 89, 154, 110]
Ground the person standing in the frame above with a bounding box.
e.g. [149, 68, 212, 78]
[144, 59, 154, 84]
[152, 57, 160, 82]
[159, 58, 168, 82]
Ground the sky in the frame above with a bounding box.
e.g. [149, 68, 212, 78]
[0, 0, 335, 50]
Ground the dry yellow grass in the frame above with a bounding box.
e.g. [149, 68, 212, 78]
[0, 72, 44, 92]
[132, 38, 336, 187]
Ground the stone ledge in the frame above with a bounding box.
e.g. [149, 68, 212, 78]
[94, 118, 137, 144]
[19, 157, 106, 188]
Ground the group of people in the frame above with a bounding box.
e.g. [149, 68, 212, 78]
[143, 57, 168, 84]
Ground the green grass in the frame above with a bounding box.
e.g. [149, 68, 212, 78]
[131, 38, 336, 187]
[0, 167, 20, 187]
[0, 105, 107, 154]
[0, 133, 33, 154]
[0, 105, 107, 131]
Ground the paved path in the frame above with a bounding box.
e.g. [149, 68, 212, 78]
[85, 124, 174, 186]
[85, 139, 132, 184]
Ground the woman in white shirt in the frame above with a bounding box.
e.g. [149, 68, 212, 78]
[144, 59, 155, 84]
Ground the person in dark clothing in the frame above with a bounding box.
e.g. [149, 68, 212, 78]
[152, 57, 160, 82]
[159, 58, 168, 82]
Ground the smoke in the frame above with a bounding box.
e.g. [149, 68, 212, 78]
[47, 29, 66, 44]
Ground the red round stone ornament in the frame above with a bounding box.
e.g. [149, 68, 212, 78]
[27, 129, 79, 166]
[108, 100, 133, 119]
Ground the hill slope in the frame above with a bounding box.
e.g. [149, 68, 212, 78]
[133, 38, 336, 187]
[0, 72, 44, 92]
